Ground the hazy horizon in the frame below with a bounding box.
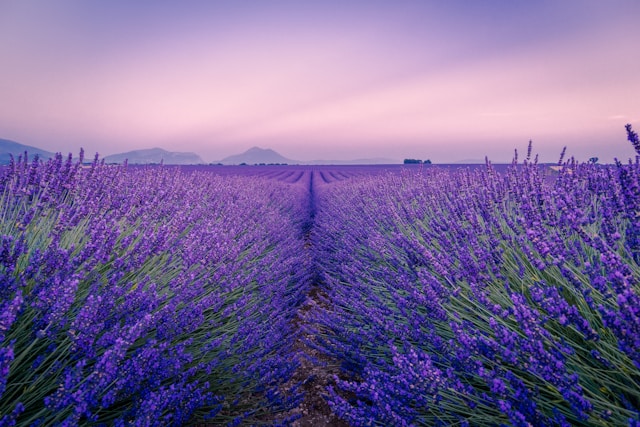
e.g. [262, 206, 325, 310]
[1, 1, 639, 164]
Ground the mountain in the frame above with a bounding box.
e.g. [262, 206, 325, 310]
[0, 138, 54, 164]
[217, 147, 401, 165]
[219, 147, 293, 165]
[104, 148, 204, 165]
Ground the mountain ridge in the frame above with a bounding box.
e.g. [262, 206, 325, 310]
[217, 146, 399, 165]
[1, 138, 403, 166]
[0, 138, 55, 164]
[218, 147, 293, 164]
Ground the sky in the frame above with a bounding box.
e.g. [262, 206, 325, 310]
[1, 0, 639, 163]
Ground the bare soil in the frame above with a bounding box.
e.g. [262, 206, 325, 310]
[283, 286, 350, 427]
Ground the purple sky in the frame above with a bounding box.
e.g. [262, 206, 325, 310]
[1, 1, 639, 163]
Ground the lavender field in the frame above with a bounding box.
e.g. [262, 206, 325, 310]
[1, 134, 640, 426]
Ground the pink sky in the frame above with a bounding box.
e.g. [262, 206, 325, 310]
[1, 1, 639, 163]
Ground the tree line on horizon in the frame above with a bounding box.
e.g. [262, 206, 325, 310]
[403, 158, 432, 164]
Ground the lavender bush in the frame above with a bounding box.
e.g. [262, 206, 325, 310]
[312, 141, 640, 425]
[2, 126, 639, 426]
[0, 153, 310, 425]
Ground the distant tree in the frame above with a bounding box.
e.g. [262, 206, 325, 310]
[403, 159, 422, 164]
[424, 159, 432, 164]
[588, 157, 599, 164]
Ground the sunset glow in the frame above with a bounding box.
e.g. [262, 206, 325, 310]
[1, 1, 639, 163]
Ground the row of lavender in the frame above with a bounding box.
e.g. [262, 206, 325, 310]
[312, 146, 640, 425]
[0, 153, 312, 425]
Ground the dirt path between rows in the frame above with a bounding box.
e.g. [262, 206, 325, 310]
[286, 286, 349, 427]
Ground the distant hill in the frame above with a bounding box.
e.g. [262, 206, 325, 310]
[217, 147, 400, 165]
[104, 148, 204, 165]
[0, 138, 54, 164]
[219, 147, 293, 165]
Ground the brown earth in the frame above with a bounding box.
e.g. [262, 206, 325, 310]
[283, 286, 350, 427]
